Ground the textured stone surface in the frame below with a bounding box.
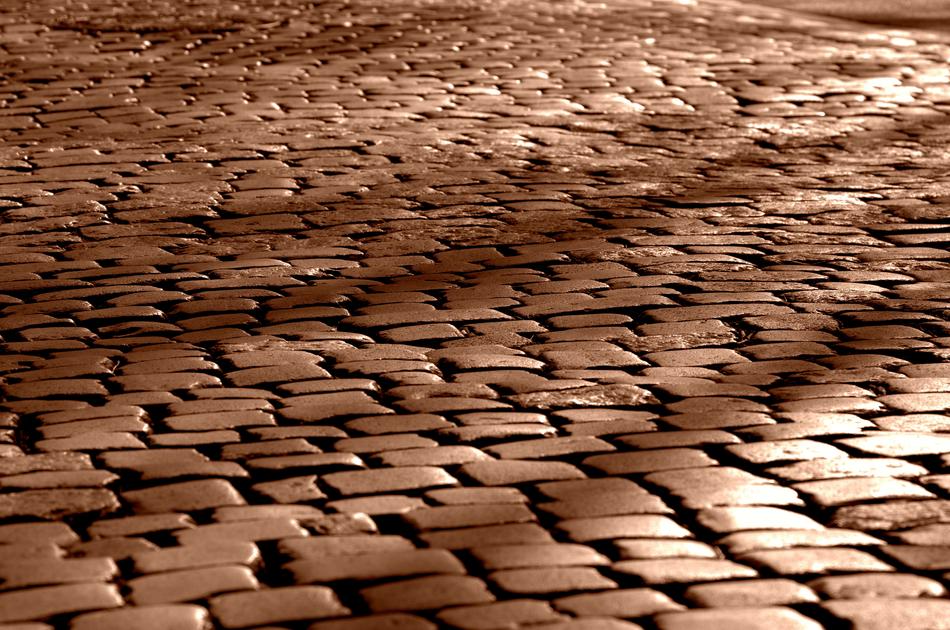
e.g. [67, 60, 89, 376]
[2, 0, 950, 626]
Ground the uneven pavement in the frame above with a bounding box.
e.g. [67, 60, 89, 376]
[2, 0, 950, 627]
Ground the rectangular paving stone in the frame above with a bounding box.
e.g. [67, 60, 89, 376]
[554, 588, 683, 617]
[133, 542, 261, 573]
[402, 504, 537, 531]
[684, 578, 819, 607]
[808, 573, 945, 599]
[583, 449, 717, 475]
[210, 586, 349, 628]
[0, 452, 93, 476]
[489, 567, 617, 595]
[309, 613, 438, 630]
[822, 599, 950, 630]
[437, 600, 566, 629]
[0, 470, 118, 488]
[0, 489, 119, 520]
[322, 466, 458, 496]
[0, 583, 123, 623]
[360, 575, 495, 612]
[342, 309, 511, 329]
[426, 487, 528, 506]
[421, 523, 555, 550]
[644, 303, 795, 322]
[0, 557, 117, 590]
[174, 518, 308, 545]
[122, 479, 245, 514]
[279, 536, 415, 560]
[697, 507, 824, 533]
[556, 515, 692, 542]
[286, 549, 465, 583]
[486, 436, 615, 460]
[738, 548, 894, 575]
[459, 460, 586, 486]
[793, 477, 934, 507]
[655, 607, 822, 630]
[245, 453, 364, 472]
[0, 522, 79, 546]
[128, 565, 259, 604]
[69, 604, 211, 630]
[613, 558, 758, 585]
[472, 543, 610, 570]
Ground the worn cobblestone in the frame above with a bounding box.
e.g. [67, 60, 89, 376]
[2, 0, 950, 626]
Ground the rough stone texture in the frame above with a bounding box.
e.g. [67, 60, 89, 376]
[2, 0, 950, 627]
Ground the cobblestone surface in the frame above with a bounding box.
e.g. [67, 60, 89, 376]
[2, 0, 950, 627]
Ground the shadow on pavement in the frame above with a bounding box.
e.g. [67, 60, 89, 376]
[743, 0, 950, 31]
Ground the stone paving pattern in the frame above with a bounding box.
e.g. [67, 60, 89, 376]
[1, 0, 950, 627]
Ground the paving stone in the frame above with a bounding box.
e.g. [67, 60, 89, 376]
[614, 558, 758, 584]
[0, 453, 93, 476]
[524, 620, 643, 630]
[471, 543, 610, 570]
[459, 460, 585, 486]
[554, 588, 683, 617]
[122, 479, 245, 513]
[717, 528, 885, 555]
[739, 548, 895, 575]
[128, 565, 259, 604]
[133, 541, 261, 573]
[618, 430, 739, 450]
[0, 489, 119, 520]
[654, 607, 823, 630]
[766, 458, 928, 482]
[0, 557, 117, 590]
[174, 517, 309, 545]
[836, 432, 950, 456]
[437, 600, 566, 629]
[808, 573, 946, 599]
[287, 549, 464, 583]
[832, 500, 950, 531]
[245, 453, 364, 472]
[402, 504, 536, 531]
[279, 536, 415, 560]
[376, 446, 492, 467]
[489, 567, 617, 594]
[538, 489, 670, 518]
[210, 586, 348, 628]
[584, 448, 716, 475]
[613, 539, 718, 560]
[485, 436, 614, 460]
[880, 545, 950, 571]
[662, 411, 774, 430]
[556, 515, 691, 542]
[889, 523, 950, 545]
[698, 507, 824, 533]
[322, 466, 458, 496]
[9, 0, 950, 624]
[0, 522, 78, 546]
[509, 384, 656, 410]
[0, 583, 123, 623]
[684, 579, 819, 607]
[421, 523, 555, 550]
[439, 424, 557, 444]
[645, 348, 748, 367]
[69, 537, 159, 560]
[69, 605, 211, 630]
[725, 439, 849, 465]
[360, 575, 495, 612]
[822, 599, 950, 630]
[793, 477, 934, 506]
[426, 487, 527, 506]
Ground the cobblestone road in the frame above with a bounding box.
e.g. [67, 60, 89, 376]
[2, 0, 950, 628]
